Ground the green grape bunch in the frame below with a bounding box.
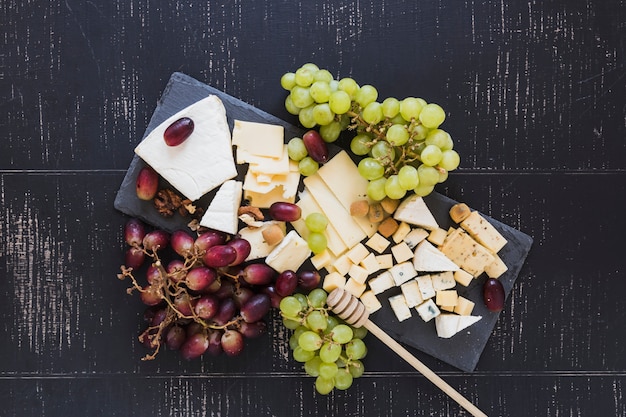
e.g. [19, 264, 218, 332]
[281, 63, 461, 200]
[279, 289, 368, 394]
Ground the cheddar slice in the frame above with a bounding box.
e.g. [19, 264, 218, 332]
[232, 120, 283, 158]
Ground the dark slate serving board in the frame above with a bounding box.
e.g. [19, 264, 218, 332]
[114, 72, 533, 372]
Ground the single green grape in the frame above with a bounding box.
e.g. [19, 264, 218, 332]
[294, 293, 309, 310]
[411, 123, 430, 140]
[370, 140, 395, 161]
[420, 144, 443, 166]
[289, 334, 299, 350]
[313, 103, 335, 126]
[414, 183, 435, 197]
[334, 369, 354, 390]
[298, 104, 316, 128]
[384, 175, 406, 200]
[425, 129, 449, 148]
[295, 67, 315, 87]
[357, 157, 384, 180]
[308, 288, 328, 308]
[306, 310, 328, 332]
[329, 90, 351, 114]
[399, 97, 424, 120]
[284, 96, 300, 115]
[324, 315, 340, 335]
[319, 361, 339, 379]
[345, 338, 367, 360]
[348, 360, 365, 378]
[298, 156, 319, 176]
[366, 177, 387, 201]
[287, 137, 308, 161]
[419, 102, 446, 128]
[381, 97, 400, 118]
[439, 149, 460, 171]
[298, 331, 323, 351]
[437, 168, 449, 183]
[310, 81, 332, 104]
[417, 164, 440, 186]
[315, 376, 335, 395]
[293, 346, 316, 362]
[313, 69, 333, 83]
[319, 121, 342, 143]
[290, 85, 314, 108]
[319, 342, 342, 363]
[350, 134, 372, 156]
[280, 72, 297, 91]
[338, 77, 360, 98]
[280, 296, 303, 317]
[331, 324, 353, 344]
[351, 326, 368, 340]
[329, 79, 339, 92]
[362, 102, 383, 124]
[397, 165, 419, 190]
[305, 212, 329, 232]
[300, 63, 320, 72]
[304, 356, 323, 377]
[307, 232, 327, 254]
[282, 317, 300, 330]
[355, 84, 378, 107]
[293, 326, 309, 341]
[386, 123, 410, 146]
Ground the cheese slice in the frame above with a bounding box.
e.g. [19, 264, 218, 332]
[413, 240, 460, 272]
[199, 180, 242, 235]
[232, 120, 283, 158]
[393, 194, 439, 231]
[265, 230, 311, 272]
[435, 314, 482, 338]
[247, 146, 290, 176]
[134, 95, 237, 201]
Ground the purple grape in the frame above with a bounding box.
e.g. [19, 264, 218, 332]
[125, 247, 145, 269]
[166, 259, 186, 283]
[213, 279, 235, 299]
[202, 245, 237, 268]
[174, 293, 195, 316]
[302, 130, 329, 163]
[483, 278, 505, 312]
[140, 285, 162, 306]
[269, 202, 302, 222]
[262, 285, 283, 308]
[194, 295, 219, 319]
[136, 166, 159, 201]
[240, 293, 271, 323]
[150, 308, 168, 326]
[171, 230, 195, 257]
[232, 287, 254, 308]
[185, 266, 217, 292]
[213, 298, 237, 326]
[124, 218, 146, 246]
[275, 270, 298, 296]
[298, 270, 321, 291]
[194, 230, 227, 252]
[180, 332, 209, 360]
[143, 230, 170, 251]
[164, 117, 194, 147]
[186, 322, 204, 337]
[227, 237, 251, 266]
[207, 330, 223, 356]
[165, 326, 186, 350]
[241, 263, 276, 286]
[146, 264, 161, 285]
[221, 329, 244, 356]
[204, 279, 222, 293]
[240, 320, 267, 339]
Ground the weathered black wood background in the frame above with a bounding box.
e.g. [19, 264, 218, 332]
[1, 1, 625, 416]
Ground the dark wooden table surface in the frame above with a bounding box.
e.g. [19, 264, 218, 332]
[1, 1, 625, 416]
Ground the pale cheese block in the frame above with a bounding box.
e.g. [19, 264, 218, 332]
[310, 250, 334, 270]
[400, 280, 424, 308]
[247, 146, 290, 176]
[460, 211, 507, 253]
[389, 262, 418, 286]
[392, 222, 412, 243]
[403, 228, 429, 249]
[453, 269, 474, 287]
[332, 254, 352, 276]
[244, 185, 296, 208]
[360, 290, 382, 313]
[435, 290, 458, 307]
[375, 254, 394, 269]
[485, 253, 509, 278]
[134, 95, 237, 201]
[323, 272, 346, 293]
[389, 294, 412, 322]
[346, 243, 369, 265]
[232, 120, 283, 158]
[199, 180, 242, 235]
[303, 175, 367, 248]
[344, 277, 367, 298]
[435, 314, 482, 338]
[391, 242, 414, 263]
[316, 150, 378, 237]
[413, 240, 460, 272]
[415, 299, 440, 322]
[415, 275, 436, 300]
[454, 296, 475, 315]
[237, 221, 283, 261]
[366, 233, 391, 253]
[265, 230, 311, 272]
[368, 271, 395, 294]
[431, 271, 456, 290]
[393, 194, 439, 231]
[360, 253, 380, 275]
[348, 264, 369, 285]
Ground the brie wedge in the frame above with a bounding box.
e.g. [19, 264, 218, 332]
[199, 180, 242, 235]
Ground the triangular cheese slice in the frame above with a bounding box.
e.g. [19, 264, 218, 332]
[435, 314, 482, 338]
[456, 315, 482, 333]
[199, 180, 242, 235]
[413, 240, 460, 272]
[393, 194, 439, 231]
[134, 95, 237, 201]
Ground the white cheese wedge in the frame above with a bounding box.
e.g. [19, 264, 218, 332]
[134, 95, 237, 201]
[237, 221, 284, 261]
[435, 314, 482, 338]
[265, 230, 311, 272]
[232, 120, 284, 159]
[415, 299, 440, 322]
[389, 294, 412, 322]
[199, 180, 242, 235]
[393, 194, 439, 231]
[413, 240, 460, 272]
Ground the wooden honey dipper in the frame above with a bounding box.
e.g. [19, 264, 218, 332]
[326, 288, 488, 417]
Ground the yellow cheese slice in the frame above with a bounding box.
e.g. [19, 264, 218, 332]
[232, 120, 283, 158]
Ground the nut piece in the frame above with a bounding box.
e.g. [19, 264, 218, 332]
[368, 203, 385, 223]
[153, 189, 183, 217]
[262, 223, 285, 246]
[350, 199, 370, 217]
[449, 203, 471, 223]
[380, 197, 400, 214]
[238, 206, 264, 221]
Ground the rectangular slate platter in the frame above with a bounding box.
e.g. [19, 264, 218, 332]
[114, 72, 533, 372]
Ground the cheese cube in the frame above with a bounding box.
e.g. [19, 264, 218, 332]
[365, 233, 391, 254]
[323, 272, 346, 293]
[461, 242, 495, 277]
[265, 230, 311, 272]
[391, 242, 414, 263]
[360, 290, 382, 313]
[375, 254, 394, 269]
[389, 294, 412, 322]
[368, 271, 394, 294]
[415, 275, 436, 300]
[454, 296, 475, 316]
[332, 254, 352, 276]
[485, 253, 508, 278]
[435, 290, 458, 307]
[389, 262, 418, 286]
[344, 277, 367, 298]
[311, 250, 333, 270]
[415, 299, 440, 322]
[460, 211, 507, 253]
[440, 305, 456, 313]
[403, 228, 429, 249]
[348, 264, 369, 285]
[392, 222, 412, 243]
[427, 228, 448, 247]
[346, 243, 369, 265]
[453, 269, 474, 287]
[360, 253, 380, 275]
[400, 280, 423, 308]
[431, 271, 456, 291]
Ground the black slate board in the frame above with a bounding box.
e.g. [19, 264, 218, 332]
[114, 72, 533, 373]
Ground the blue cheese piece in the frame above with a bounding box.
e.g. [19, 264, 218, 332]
[415, 275, 436, 300]
[134, 95, 237, 201]
[431, 271, 456, 290]
[199, 180, 242, 235]
[389, 262, 418, 286]
[415, 299, 441, 322]
[265, 230, 311, 272]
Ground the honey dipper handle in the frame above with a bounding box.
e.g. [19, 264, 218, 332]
[363, 320, 488, 417]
